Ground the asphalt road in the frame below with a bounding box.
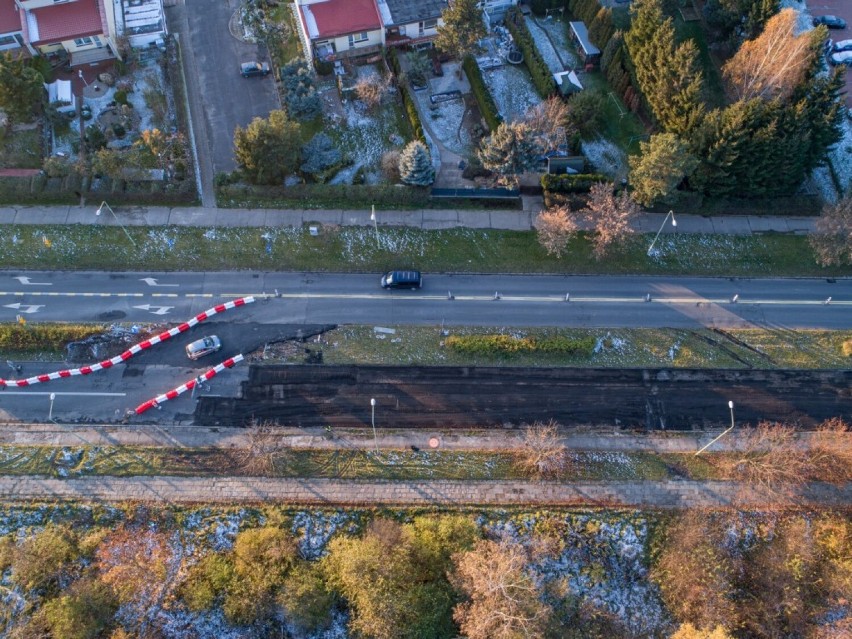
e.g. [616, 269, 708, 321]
[0, 271, 849, 329]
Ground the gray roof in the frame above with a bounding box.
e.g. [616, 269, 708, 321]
[383, 0, 447, 26]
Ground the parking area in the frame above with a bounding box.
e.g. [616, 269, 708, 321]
[809, 0, 852, 108]
[173, 0, 280, 175]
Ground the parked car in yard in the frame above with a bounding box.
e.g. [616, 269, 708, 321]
[829, 50, 852, 66]
[240, 61, 271, 78]
[814, 15, 847, 30]
[186, 336, 222, 360]
[833, 39, 852, 52]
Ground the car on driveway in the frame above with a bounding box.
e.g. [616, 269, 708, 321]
[240, 61, 271, 78]
[186, 335, 222, 360]
[814, 15, 847, 29]
[829, 50, 852, 66]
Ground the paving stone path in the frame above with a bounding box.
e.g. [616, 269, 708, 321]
[1, 476, 849, 508]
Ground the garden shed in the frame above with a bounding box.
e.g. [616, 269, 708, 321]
[553, 69, 583, 95]
[568, 21, 600, 65]
[44, 80, 76, 114]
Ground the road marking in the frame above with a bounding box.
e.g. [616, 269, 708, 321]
[0, 391, 127, 396]
[0, 292, 144, 297]
[13, 276, 51, 286]
[140, 277, 179, 287]
[152, 293, 179, 298]
[3, 303, 43, 313]
[133, 304, 174, 315]
[185, 293, 214, 298]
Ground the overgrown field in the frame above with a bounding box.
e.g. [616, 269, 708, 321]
[0, 504, 848, 639]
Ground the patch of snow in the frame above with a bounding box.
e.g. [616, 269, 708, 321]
[524, 16, 573, 74]
[581, 137, 628, 179]
[483, 63, 541, 123]
[292, 510, 358, 560]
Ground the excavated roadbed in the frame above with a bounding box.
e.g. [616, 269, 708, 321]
[195, 366, 852, 429]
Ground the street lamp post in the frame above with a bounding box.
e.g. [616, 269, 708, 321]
[370, 398, 378, 454]
[695, 400, 735, 456]
[96, 201, 137, 249]
[647, 210, 677, 256]
[370, 205, 379, 248]
[48, 392, 56, 422]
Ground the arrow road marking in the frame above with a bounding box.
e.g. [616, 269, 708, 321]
[140, 278, 179, 287]
[3, 303, 43, 313]
[133, 304, 174, 315]
[13, 276, 51, 286]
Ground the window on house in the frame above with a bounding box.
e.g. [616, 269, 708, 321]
[398, 25, 406, 35]
[74, 36, 94, 46]
[0, 35, 16, 46]
[419, 18, 437, 33]
[348, 32, 369, 46]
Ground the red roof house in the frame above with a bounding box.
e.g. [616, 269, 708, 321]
[27, 0, 104, 45]
[0, 0, 21, 35]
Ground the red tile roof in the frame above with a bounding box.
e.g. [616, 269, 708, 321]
[308, 0, 381, 39]
[0, 0, 21, 34]
[31, 0, 103, 44]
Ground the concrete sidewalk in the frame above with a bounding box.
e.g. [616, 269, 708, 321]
[0, 202, 818, 235]
[1, 475, 848, 508]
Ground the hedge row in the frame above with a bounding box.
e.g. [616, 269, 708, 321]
[216, 182, 431, 209]
[387, 48, 426, 142]
[0, 176, 196, 206]
[0, 324, 104, 352]
[445, 334, 596, 356]
[506, 7, 557, 98]
[541, 173, 611, 193]
[462, 55, 502, 132]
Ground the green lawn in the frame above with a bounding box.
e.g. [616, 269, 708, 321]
[0, 128, 42, 169]
[580, 72, 648, 153]
[1, 223, 848, 277]
[266, 4, 304, 66]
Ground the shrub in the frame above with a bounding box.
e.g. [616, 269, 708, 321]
[281, 59, 323, 121]
[505, 7, 557, 98]
[541, 172, 611, 193]
[566, 88, 608, 137]
[11, 524, 78, 592]
[300, 133, 343, 180]
[381, 150, 402, 182]
[399, 140, 434, 186]
[400, 83, 425, 142]
[314, 58, 334, 75]
[515, 420, 571, 479]
[113, 89, 129, 106]
[0, 323, 104, 352]
[444, 334, 595, 356]
[43, 156, 73, 178]
[843, 340, 852, 357]
[462, 55, 502, 131]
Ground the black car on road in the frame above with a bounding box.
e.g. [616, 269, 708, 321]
[813, 15, 847, 30]
[240, 61, 271, 78]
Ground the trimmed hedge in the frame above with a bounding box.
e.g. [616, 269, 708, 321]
[505, 7, 557, 98]
[541, 173, 611, 193]
[387, 48, 426, 143]
[462, 55, 502, 132]
[0, 324, 104, 352]
[445, 334, 596, 357]
[217, 182, 431, 209]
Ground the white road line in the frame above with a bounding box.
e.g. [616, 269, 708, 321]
[0, 392, 127, 396]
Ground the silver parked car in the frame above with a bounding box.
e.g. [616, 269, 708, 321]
[186, 335, 222, 360]
[829, 50, 852, 66]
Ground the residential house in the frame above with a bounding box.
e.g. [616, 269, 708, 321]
[377, 0, 447, 49]
[17, 0, 120, 65]
[118, 0, 167, 49]
[296, 0, 383, 62]
[480, 0, 516, 27]
[0, 0, 25, 52]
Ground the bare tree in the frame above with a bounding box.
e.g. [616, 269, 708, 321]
[808, 417, 852, 484]
[523, 97, 575, 154]
[234, 420, 284, 475]
[514, 420, 571, 480]
[809, 195, 852, 267]
[722, 9, 819, 102]
[354, 74, 391, 109]
[451, 537, 553, 639]
[581, 182, 640, 259]
[534, 207, 579, 258]
[381, 150, 401, 182]
[716, 421, 809, 495]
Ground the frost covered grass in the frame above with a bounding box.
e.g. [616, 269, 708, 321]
[413, 89, 471, 155]
[483, 63, 541, 122]
[1, 223, 846, 276]
[322, 325, 852, 369]
[525, 16, 578, 73]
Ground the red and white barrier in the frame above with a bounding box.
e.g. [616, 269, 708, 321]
[0, 297, 255, 388]
[134, 354, 244, 414]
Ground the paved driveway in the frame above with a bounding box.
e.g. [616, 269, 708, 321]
[170, 0, 280, 179]
[809, 0, 852, 108]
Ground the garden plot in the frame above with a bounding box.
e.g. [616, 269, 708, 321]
[413, 85, 472, 155]
[525, 16, 579, 73]
[483, 63, 541, 122]
[581, 137, 629, 179]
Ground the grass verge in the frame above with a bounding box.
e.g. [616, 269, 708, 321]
[0, 128, 42, 169]
[320, 326, 852, 369]
[0, 224, 848, 276]
[0, 445, 716, 481]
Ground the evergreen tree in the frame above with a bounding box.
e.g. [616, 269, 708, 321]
[625, 0, 705, 136]
[0, 52, 44, 124]
[233, 110, 302, 185]
[399, 140, 435, 186]
[434, 0, 486, 60]
[477, 122, 539, 185]
[628, 133, 698, 206]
